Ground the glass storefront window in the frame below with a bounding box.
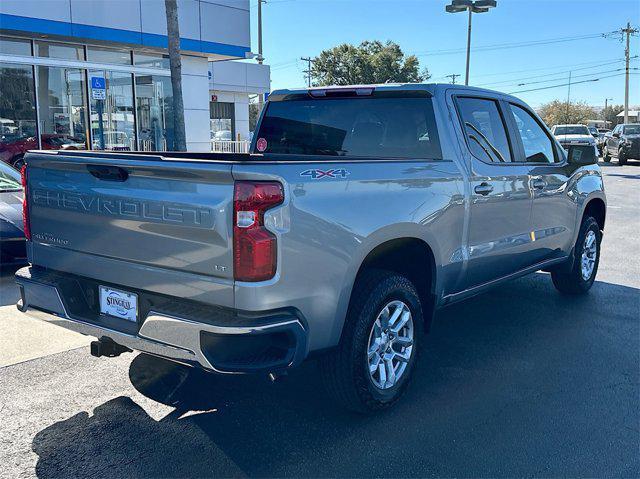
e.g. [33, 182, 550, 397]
[87, 46, 132, 65]
[36, 66, 88, 150]
[0, 36, 32, 56]
[0, 63, 37, 167]
[35, 41, 85, 61]
[135, 75, 174, 151]
[210, 102, 235, 141]
[134, 52, 170, 69]
[88, 70, 135, 150]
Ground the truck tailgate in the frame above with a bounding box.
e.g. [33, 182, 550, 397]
[25, 152, 235, 305]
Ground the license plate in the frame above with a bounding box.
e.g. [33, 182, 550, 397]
[99, 286, 138, 322]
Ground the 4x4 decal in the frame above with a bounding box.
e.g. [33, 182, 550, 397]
[300, 168, 350, 179]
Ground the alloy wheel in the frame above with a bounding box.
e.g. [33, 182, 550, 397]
[366, 300, 414, 390]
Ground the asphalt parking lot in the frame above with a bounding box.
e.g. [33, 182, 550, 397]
[1, 161, 638, 478]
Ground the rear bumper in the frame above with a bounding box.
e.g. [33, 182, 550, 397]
[14, 266, 307, 374]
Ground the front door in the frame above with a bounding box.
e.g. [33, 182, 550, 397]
[607, 125, 622, 155]
[454, 95, 535, 289]
[507, 102, 575, 263]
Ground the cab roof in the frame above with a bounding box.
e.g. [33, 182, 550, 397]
[268, 83, 522, 102]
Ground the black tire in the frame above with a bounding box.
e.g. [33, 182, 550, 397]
[618, 150, 627, 166]
[602, 148, 611, 162]
[551, 216, 601, 295]
[320, 269, 424, 414]
[11, 155, 25, 170]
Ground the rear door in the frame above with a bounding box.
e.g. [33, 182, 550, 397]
[506, 102, 575, 263]
[453, 94, 535, 288]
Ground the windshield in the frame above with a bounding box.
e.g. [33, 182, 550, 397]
[0, 163, 21, 192]
[553, 126, 590, 136]
[623, 125, 640, 135]
[255, 96, 442, 159]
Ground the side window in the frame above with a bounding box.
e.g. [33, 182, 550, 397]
[509, 104, 556, 163]
[456, 97, 512, 163]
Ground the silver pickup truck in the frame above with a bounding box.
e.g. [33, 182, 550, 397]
[15, 84, 606, 413]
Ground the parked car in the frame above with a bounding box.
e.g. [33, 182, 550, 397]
[603, 123, 640, 165]
[15, 84, 605, 413]
[0, 162, 26, 267]
[0, 134, 85, 169]
[212, 129, 232, 141]
[596, 128, 610, 155]
[0, 118, 19, 135]
[550, 124, 598, 152]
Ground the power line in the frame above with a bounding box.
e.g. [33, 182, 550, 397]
[507, 72, 636, 94]
[471, 56, 631, 79]
[477, 58, 635, 87]
[414, 31, 617, 57]
[498, 67, 637, 89]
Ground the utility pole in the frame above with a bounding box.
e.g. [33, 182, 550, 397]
[257, 0, 265, 64]
[565, 71, 572, 123]
[621, 22, 638, 124]
[301, 57, 315, 87]
[256, 0, 266, 110]
[446, 73, 461, 84]
[604, 98, 613, 126]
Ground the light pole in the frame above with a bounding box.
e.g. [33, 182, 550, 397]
[257, 0, 266, 64]
[445, 0, 496, 86]
[604, 98, 613, 127]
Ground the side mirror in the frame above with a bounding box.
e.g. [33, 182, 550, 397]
[613, 132, 620, 138]
[567, 144, 597, 166]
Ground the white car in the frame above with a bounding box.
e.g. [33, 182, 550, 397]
[551, 124, 597, 151]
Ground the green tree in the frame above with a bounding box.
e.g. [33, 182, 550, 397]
[310, 41, 430, 86]
[602, 104, 624, 126]
[538, 100, 596, 127]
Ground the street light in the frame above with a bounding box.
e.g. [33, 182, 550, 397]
[445, 0, 497, 86]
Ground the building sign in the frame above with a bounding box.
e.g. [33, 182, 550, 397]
[91, 76, 106, 100]
[211, 94, 218, 102]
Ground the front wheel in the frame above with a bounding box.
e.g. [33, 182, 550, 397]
[551, 216, 601, 294]
[618, 150, 627, 165]
[320, 269, 423, 413]
[602, 148, 611, 162]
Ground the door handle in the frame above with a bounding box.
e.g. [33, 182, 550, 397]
[532, 179, 547, 190]
[474, 182, 494, 196]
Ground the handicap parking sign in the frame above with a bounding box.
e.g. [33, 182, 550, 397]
[91, 76, 106, 100]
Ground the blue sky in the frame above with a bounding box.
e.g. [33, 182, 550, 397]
[249, 0, 639, 108]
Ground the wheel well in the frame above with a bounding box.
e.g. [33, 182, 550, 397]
[356, 238, 436, 327]
[584, 198, 606, 231]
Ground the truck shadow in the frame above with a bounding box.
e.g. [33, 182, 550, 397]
[31, 273, 640, 478]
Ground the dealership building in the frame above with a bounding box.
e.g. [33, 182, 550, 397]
[0, 0, 269, 163]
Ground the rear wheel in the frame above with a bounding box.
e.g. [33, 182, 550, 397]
[551, 216, 601, 294]
[320, 269, 423, 413]
[11, 155, 25, 170]
[602, 148, 611, 162]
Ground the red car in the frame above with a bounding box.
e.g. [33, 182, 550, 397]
[0, 134, 86, 169]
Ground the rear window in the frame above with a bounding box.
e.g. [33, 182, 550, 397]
[255, 97, 441, 159]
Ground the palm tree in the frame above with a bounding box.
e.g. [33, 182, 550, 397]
[164, 0, 187, 151]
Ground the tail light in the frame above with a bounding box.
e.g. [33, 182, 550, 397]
[233, 181, 284, 282]
[20, 165, 31, 241]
